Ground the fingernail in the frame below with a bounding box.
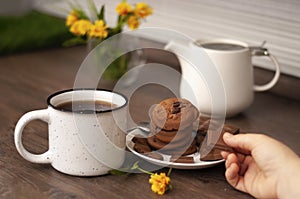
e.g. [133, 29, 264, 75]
[220, 151, 228, 159]
[223, 132, 233, 140]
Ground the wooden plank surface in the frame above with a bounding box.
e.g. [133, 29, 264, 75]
[0, 46, 299, 199]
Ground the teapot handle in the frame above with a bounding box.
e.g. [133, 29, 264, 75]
[251, 47, 280, 92]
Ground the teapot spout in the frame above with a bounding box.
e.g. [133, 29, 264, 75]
[164, 39, 226, 118]
[164, 39, 205, 63]
[164, 40, 190, 55]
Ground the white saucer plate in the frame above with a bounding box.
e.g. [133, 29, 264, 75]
[126, 129, 224, 169]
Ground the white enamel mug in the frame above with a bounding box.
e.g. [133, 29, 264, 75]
[14, 89, 128, 176]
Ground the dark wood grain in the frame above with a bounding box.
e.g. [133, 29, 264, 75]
[0, 45, 299, 199]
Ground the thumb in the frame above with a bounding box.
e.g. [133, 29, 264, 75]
[223, 133, 261, 154]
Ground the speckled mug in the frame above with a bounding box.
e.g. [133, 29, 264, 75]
[14, 89, 128, 176]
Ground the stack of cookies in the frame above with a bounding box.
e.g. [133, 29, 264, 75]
[147, 98, 199, 155]
[131, 98, 241, 163]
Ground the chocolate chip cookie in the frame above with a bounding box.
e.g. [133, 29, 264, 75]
[151, 98, 199, 131]
[150, 122, 193, 143]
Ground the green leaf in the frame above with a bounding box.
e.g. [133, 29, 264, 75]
[130, 161, 140, 170]
[117, 15, 122, 25]
[98, 5, 105, 22]
[77, 9, 89, 19]
[109, 169, 129, 175]
[62, 37, 87, 47]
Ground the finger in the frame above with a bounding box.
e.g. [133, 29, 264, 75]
[220, 151, 229, 159]
[236, 152, 246, 163]
[221, 150, 246, 164]
[234, 176, 247, 194]
[239, 155, 254, 176]
[226, 163, 247, 193]
[225, 153, 238, 169]
[225, 162, 240, 187]
[239, 162, 249, 176]
[223, 133, 260, 154]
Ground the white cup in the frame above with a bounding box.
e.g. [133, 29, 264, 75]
[14, 89, 128, 176]
[196, 39, 280, 116]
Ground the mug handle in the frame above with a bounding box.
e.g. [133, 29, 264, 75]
[14, 109, 52, 164]
[252, 48, 280, 92]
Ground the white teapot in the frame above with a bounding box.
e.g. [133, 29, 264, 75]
[165, 38, 280, 117]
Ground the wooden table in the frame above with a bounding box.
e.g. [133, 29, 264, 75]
[0, 45, 299, 199]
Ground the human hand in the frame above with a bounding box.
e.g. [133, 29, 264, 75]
[221, 133, 300, 199]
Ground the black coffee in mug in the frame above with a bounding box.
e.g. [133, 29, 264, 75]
[56, 100, 117, 113]
[201, 43, 245, 51]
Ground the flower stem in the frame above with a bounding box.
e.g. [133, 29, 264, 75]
[137, 167, 153, 175]
[167, 167, 172, 177]
[131, 161, 153, 175]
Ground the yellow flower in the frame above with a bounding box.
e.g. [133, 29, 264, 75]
[149, 173, 171, 195]
[89, 20, 108, 38]
[116, 1, 132, 16]
[127, 15, 140, 30]
[66, 10, 78, 26]
[70, 19, 92, 36]
[134, 2, 153, 18]
[63, 1, 153, 47]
